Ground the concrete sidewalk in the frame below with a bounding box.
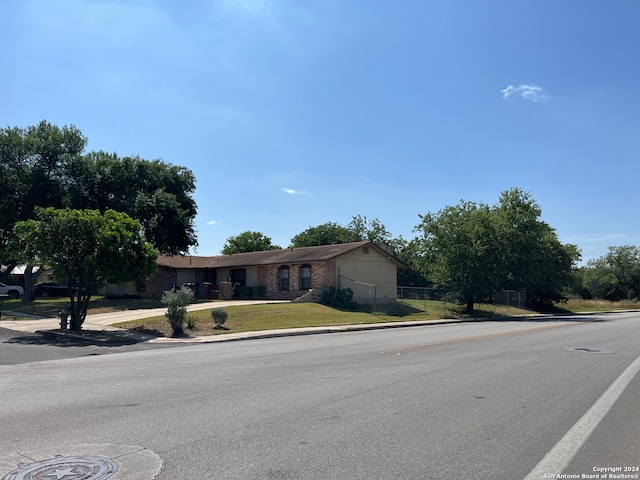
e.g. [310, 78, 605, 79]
[0, 300, 287, 335]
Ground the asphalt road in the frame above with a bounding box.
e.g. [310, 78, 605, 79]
[0, 327, 176, 365]
[1, 313, 640, 479]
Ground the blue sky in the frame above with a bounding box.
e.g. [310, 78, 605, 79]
[3, 0, 639, 262]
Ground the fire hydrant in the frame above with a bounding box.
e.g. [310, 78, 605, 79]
[59, 308, 68, 330]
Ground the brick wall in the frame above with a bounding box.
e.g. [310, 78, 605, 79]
[257, 260, 337, 300]
[142, 267, 177, 299]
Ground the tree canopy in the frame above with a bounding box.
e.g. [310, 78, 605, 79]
[222, 231, 281, 254]
[1, 120, 197, 299]
[413, 188, 580, 311]
[289, 222, 354, 247]
[0, 121, 87, 274]
[576, 245, 640, 301]
[65, 151, 197, 255]
[14, 208, 158, 330]
[289, 215, 392, 248]
[345, 215, 393, 244]
[415, 200, 502, 311]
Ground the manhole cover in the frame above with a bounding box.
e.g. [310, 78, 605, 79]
[2, 455, 119, 480]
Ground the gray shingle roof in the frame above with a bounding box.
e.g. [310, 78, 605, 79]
[158, 241, 405, 269]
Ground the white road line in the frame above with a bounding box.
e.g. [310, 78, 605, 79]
[524, 353, 640, 480]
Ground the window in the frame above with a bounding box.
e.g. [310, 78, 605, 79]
[278, 266, 289, 290]
[299, 265, 311, 290]
[230, 269, 246, 287]
[363, 246, 370, 254]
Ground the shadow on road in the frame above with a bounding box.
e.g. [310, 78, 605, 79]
[4, 330, 146, 348]
[489, 315, 607, 323]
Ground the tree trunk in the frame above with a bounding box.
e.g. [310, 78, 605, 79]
[21, 264, 39, 302]
[69, 292, 90, 331]
[465, 297, 474, 313]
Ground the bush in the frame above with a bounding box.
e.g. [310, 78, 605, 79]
[320, 287, 358, 310]
[161, 286, 195, 336]
[185, 314, 197, 330]
[211, 308, 229, 329]
[252, 285, 266, 296]
[233, 285, 266, 298]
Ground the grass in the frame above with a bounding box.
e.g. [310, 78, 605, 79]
[552, 298, 640, 314]
[4, 296, 639, 339]
[114, 300, 537, 338]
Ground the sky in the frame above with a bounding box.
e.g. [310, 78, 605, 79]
[2, 0, 639, 262]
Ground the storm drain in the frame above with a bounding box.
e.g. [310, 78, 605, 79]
[1, 455, 118, 479]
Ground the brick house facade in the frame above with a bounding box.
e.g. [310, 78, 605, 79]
[129, 242, 405, 304]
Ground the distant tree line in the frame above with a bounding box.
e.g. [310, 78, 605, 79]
[570, 246, 640, 301]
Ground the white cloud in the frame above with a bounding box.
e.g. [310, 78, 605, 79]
[207, 219, 218, 225]
[501, 84, 550, 102]
[282, 187, 307, 195]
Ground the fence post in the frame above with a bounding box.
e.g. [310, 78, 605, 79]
[372, 285, 377, 314]
[424, 287, 427, 313]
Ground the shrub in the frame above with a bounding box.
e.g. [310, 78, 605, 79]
[233, 285, 266, 298]
[211, 308, 229, 329]
[320, 287, 358, 310]
[252, 285, 266, 296]
[185, 314, 197, 330]
[161, 286, 195, 337]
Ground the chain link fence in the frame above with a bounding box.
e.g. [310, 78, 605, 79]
[335, 275, 532, 315]
[493, 290, 532, 311]
[396, 286, 449, 315]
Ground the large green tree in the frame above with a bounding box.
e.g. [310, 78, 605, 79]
[290, 216, 392, 247]
[65, 151, 198, 255]
[290, 222, 355, 247]
[346, 215, 393, 244]
[0, 121, 87, 295]
[1, 120, 198, 299]
[390, 236, 431, 287]
[414, 188, 580, 311]
[415, 200, 502, 312]
[222, 231, 281, 254]
[495, 188, 580, 305]
[14, 208, 158, 330]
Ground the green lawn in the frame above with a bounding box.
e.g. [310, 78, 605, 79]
[114, 300, 537, 338]
[3, 296, 638, 339]
[552, 298, 640, 313]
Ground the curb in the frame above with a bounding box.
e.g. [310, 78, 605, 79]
[12, 309, 640, 346]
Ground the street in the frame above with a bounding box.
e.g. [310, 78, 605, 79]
[0, 327, 177, 365]
[1, 313, 640, 479]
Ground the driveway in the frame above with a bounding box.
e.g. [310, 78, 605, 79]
[0, 300, 289, 334]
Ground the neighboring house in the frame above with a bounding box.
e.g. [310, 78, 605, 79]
[120, 241, 405, 305]
[0, 265, 46, 287]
